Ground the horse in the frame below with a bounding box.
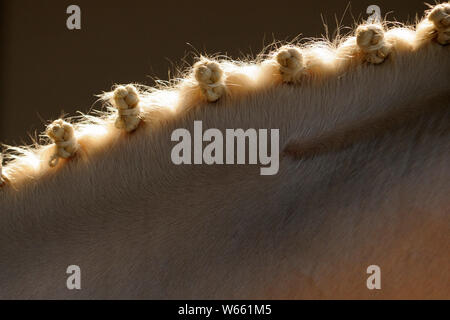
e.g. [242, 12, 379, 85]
[0, 3, 449, 299]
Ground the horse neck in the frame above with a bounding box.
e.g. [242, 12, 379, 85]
[0, 43, 449, 217]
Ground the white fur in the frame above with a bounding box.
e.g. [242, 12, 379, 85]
[0, 4, 449, 299]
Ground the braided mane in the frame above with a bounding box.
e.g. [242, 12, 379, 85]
[1, 2, 449, 191]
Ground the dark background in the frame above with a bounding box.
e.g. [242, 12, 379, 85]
[0, 0, 428, 145]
